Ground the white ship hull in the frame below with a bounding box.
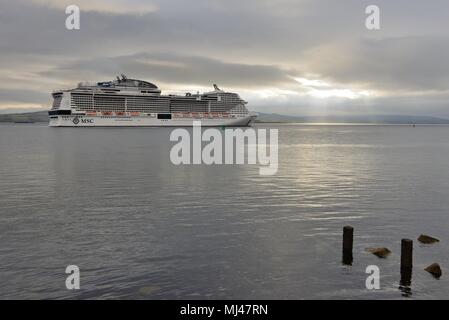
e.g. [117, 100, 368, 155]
[49, 114, 256, 127]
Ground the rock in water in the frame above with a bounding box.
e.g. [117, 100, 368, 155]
[366, 247, 391, 258]
[138, 286, 160, 296]
[425, 263, 442, 278]
[418, 234, 439, 244]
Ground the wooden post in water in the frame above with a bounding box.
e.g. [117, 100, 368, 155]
[401, 239, 413, 270]
[342, 226, 354, 265]
[399, 239, 413, 297]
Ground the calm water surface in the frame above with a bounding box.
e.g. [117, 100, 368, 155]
[0, 123, 448, 299]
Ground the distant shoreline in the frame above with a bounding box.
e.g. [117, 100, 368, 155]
[254, 122, 449, 125]
[3, 121, 449, 127]
[2, 110, 449, 125]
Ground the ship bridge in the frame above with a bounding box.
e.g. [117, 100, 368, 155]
[114, 76, 158, 89]
[93, 74, 160, 93]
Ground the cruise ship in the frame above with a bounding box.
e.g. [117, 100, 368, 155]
[48, 75, 257, 127]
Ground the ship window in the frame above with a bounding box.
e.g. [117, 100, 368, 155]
[48, 110, 72, 115]
[157, 113, 171, 119]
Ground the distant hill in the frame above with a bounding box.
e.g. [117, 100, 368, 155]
[1, 110, 449, 124]
[255, 112, 449, 124]
[0, 111, 48, 123]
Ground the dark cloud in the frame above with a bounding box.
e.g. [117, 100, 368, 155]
[41, 52, 298, 89]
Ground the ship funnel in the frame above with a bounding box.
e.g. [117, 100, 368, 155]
[213, 84, 221, 91]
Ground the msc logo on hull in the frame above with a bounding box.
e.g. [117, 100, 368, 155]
[72, 117, 93, 125]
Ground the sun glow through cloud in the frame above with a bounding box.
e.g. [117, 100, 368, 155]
[292, 77, 331, 87]
[308, 88, 371, 99]
[292, 77, 372, 99]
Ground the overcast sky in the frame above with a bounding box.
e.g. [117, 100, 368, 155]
[1, 0, 449, 117]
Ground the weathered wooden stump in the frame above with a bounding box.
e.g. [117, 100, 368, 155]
[342, 226, 353, 265]
[401, 239, 413, 270]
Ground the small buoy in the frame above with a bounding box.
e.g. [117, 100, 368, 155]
[366, 247, 391, 258]
[418, 234, 439, 244]
[425, 263, 442, 278]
